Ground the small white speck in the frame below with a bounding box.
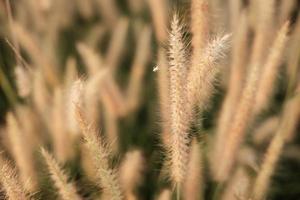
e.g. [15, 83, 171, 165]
[153, 66, 159, 72]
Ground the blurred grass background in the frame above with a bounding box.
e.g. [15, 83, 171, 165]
[0, 0, 299, 199]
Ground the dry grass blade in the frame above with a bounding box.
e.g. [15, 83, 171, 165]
[147, 0, 168, 43]
[105, 18, 129, 73]
[279, 0, 296, 25]
[252, 131, 284, 200]
[191, 0, 210, 52]
[183, 140, 203, 200]
[76, 42, 104, 75]
[156, 189, 171, 200]
[14, 65, 31, 98]
[250, 0, 275, 65]
[95, 0, 120, 27]
[287, 14, 300, 93]
[221, 167, 251, 200]
[228, 0, 242, 30]
[252, 116, 279, 145]
[12, 22, 59, 86]
[67, 79, 85, 136]
[75, 0, 93, 20]
[211, 14, 248, 175]
[157, 49, 170, 146]
[214, 63, 259, 181]
[51, 87, 75, 162]
[255, 22, 290, 114]
[126, 26, 152, 112]
[252, 94, 300, 200]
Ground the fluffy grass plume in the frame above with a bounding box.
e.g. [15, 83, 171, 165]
[187, 34, 231, 112]
[167, 14, 190, 186]
[41, 148, 82, 200]
[0, 159, 29, 200]
[6, 112, 38, 192]
[0, 0, 300, 199]
[76, 105, 123, 200]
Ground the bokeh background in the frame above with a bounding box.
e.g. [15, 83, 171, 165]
[0, 0, 299, 199]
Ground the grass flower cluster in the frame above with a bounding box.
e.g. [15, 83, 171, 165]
[0, 0, 299, 199]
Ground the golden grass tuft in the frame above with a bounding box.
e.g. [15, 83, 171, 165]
[0, 0, 299, 199]
[6, 112, 38, 192]
[0, 159, 29, 200]
[76, 105, 123, 200]
[167, 14, 190, 186]
[41, 148, 82, 200]
[187, 34, 231, 112]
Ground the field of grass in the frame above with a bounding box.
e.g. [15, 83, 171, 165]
[0, 0, 299, 199]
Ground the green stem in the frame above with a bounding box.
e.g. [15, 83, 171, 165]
[176, 184, 180, 200]
[212, 182, 224, 200]
[0, 66, 18, 106]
